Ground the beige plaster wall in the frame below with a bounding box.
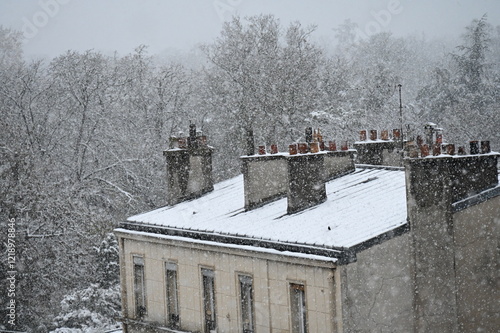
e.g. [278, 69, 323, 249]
[323, 152, 355, 180]
[453, 195, 500, 332]
[117, 231, 337, 333]
[340, 233, 413, 333]
[381, 148, 403, 167]
[244, 157, 288, 209]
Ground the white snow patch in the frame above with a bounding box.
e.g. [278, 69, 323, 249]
[127, 168, 408, 249]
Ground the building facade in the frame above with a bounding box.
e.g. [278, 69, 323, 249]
[117, 229, 339, 333]
[116, 126, 499, 333]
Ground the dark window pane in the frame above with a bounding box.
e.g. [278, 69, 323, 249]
[202, 269, 216, 333]
[239, 275, 254, 333]
[290, 283, 307, 333]
[133, 256, 146, 319]
[166, 262, 179, 328]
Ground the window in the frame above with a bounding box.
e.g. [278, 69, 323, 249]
[202, 268, 216, 333]
[239, 275, 255, 333]
[165, 262, 180, 329]
[290, 283, 307, 333]
[133, 256, 146, 319]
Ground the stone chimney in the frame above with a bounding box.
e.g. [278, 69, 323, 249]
[164, 124, 214, 206]
[241, 128, 290, 210]
[405, 130, 499, 332]
[286, 151, 327, 214]
[241, 128, 355, 213]
[241, 150, 288, 210]
[354, 129, 403, 167]
[323, 149, 356, 181]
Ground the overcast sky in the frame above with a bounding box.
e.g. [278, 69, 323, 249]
[1, 0, 500, 59]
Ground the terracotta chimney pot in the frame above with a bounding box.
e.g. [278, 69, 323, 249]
[360, 130, 367, 141]
[446, 144, 455, 155]
[298, 143, 308, 154]
[370, 130, 378, 141]
[381, 130, 389, 141]
[481, 141, 491, 154]
[258, 145, 266, 155]
[289, 144, 298, 155]
[433, 145, 441, 156]
[393, 129, 401, 140]
[309, 142, 320, 154]
[420, 144, 430, 157]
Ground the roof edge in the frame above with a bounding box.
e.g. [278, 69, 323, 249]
[119, 221, 355, 264]
[349, 222, 410, 254]
[355, 164, 405, 171]
[452, 184, 500, 213]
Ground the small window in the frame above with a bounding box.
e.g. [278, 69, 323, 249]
[202, 268, 216, 333]
[165, 262, 180, 329]
[133, 256, 146, 319]
[290, 283, 307, 333]
[239, 275, 254, 333]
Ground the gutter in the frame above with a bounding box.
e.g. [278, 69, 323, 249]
[452, 184, 500, 213]
[119, 221, 356, 264]
[349, 222, 410, 254]
[120, 217, 410, 266]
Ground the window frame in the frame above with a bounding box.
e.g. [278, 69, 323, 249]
[132, 255, 147, 319]
[289, 282, 308, 333]
[201, 267, 217, 333]
[165, 261, 180, 329]
[238, 274, 255, 333]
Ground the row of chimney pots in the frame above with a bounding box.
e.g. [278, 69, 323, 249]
[255, 140, 350, 156]
[253, 128, 350, 156]
[257, 141, 491, 157]
[359, 129, 402, 141]
[169, 124, 208, 149]
[359, 128, 491, 157]
[409, 140, 491, 158]
[169, 124, 492, 158]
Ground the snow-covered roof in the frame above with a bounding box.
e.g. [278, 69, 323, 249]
[124, 167, 408, 251]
